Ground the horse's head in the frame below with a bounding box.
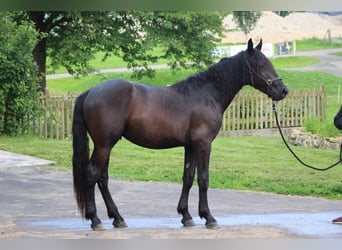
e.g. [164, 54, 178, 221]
[245, 38, 288, 101]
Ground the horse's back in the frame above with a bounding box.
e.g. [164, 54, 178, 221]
[85, 79, 132, 102]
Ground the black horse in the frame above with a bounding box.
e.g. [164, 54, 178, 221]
[334, 106, 342, 130]
[72, 39, 288, 230]
[333, 106, 342, 224]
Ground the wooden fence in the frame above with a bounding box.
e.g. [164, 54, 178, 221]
[24, 86, 326, 139]
[25, 94, 77, 139]
[221, 85, 326, 132]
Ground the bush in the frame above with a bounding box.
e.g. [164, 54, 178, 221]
[0, 12, 40, 135]
[303, 118, 340, 137]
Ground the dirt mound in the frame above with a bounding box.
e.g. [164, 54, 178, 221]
[222, 11, 342, 44]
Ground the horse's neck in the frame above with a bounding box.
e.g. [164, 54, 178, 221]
[203, 55, 246, 112]
[172, 54, 246, 113]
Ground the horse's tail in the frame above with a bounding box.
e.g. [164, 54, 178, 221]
[72, 90, 90, 217]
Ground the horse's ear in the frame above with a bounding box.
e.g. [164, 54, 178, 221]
[247, 38, 254, 54]
[255, 39, 263, 50]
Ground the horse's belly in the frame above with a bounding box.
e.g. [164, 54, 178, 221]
[123, 122, 187, 149]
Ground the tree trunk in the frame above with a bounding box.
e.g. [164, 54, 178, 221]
[33, 37, 47, 93]
[28, 11, 48, 94]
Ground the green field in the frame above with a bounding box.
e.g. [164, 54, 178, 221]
[1, 134, 341, 199]
[2, 38, 342, 200]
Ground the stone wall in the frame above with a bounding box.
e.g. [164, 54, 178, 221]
[288, 128, 341, 150]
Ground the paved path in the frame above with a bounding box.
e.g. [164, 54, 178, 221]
[284, 48, 342, 77]
[1, 150, 342, 238]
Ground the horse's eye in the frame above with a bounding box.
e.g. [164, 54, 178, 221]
[267, 79, 272, 85]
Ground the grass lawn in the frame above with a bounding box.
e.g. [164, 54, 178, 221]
[47, 47, 171, 75]
[1, 135, 342, 200]
[271, 56, 320, 68]
[296, 38, 342, 51]
[46, 68, 196, 94]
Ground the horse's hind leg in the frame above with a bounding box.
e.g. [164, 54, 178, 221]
[177, 147, 196, 227]
[85, 146, 114, 231]
[84, 159, 104, 231]
[97, 160, 127, 228]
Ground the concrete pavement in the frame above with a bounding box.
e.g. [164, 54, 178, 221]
[1, 150, 342, 238]
[284, 48, 342, 77]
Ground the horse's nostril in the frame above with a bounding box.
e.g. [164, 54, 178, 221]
[282, 86, 289, 96]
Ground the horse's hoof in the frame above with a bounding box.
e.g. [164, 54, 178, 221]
[182, 219, 196, 227]
[206, 221, 220, 229]
[91, 223, 105, 231]
[113, 220, 128, 228]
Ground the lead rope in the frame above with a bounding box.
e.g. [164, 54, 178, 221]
[272, 102, 342, 171]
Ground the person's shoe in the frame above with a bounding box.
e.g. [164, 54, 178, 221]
[332, 216, 342, 224]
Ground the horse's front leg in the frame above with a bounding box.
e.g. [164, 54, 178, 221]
[195, 142, 219, 229]
[177, 147, 196, 227]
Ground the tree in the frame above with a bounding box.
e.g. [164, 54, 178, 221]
[14, 11, 226, 93]
[0, 12, 40, 135]
[232, 11, 262, 39]
[274, 11, 292, 17]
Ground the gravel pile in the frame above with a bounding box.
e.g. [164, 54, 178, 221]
[222, 11, 342, 43]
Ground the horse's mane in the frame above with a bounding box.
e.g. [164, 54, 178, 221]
[172, 51, 247, 100]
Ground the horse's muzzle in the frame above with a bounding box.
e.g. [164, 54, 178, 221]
[281, 85, 289, 98]
[270, 84, 288, 101]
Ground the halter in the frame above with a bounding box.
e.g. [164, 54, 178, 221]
[245, 52, 282, 87]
